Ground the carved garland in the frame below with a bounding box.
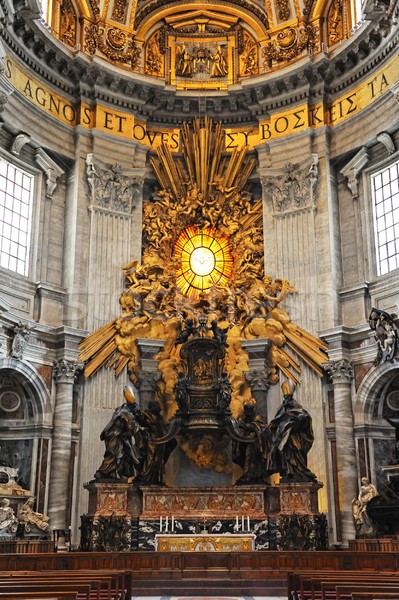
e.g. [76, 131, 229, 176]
[262, 25, 319, 67]
[84, 23, 141, 68]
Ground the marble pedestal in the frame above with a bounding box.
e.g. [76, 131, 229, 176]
[80, 481, 142, 551]
[80, 481, 328, 551]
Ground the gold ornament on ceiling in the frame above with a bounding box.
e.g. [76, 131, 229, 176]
[48, 0, 356, 79]
[79, 118, 328, 419]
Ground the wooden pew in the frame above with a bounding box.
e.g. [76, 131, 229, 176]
[0, 594, 77, 600]
[0, 569, 130, 600]
[0, 583, 93, 599]
[335, 585, 399, 600]
[288, 571, 399, 600]
[351, 594, 399, 600]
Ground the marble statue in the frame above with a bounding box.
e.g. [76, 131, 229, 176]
[0, 498, 18, 537]
[233, 403, 270, 484]
[267, 381, 317, 483]
[95, 388, 143, 481]
[352, 477, 378, 535]
[18, 497, 50, 534]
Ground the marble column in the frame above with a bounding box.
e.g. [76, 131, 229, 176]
[48, 359, 81, 529]
[241, 338, 272, 419]
[324, 358, 357, 545]
[136, 338, 165, 409]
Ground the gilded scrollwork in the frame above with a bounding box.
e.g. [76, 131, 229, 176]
[327, 0, 344, 44]
[239, 31, 258, 77]
[145, 30, 164, 77]
[83, 24, 141, 68]
[59, 0, 77, 48]
[111, 0, 127, 22]
[262, 25, 318, 67]
[80, 119, 328, 420]
[106, 27, 127, 50]
[276, 0, 291, 21]
[84, 23, 98, 55]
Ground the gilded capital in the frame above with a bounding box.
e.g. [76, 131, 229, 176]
[323, 359, 354, 384]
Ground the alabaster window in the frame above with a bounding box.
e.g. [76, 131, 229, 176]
[0, 158, 34, 277]
[372, 159, 399, 276]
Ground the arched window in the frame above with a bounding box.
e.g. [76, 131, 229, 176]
[0, 158, 34, 277]
[371, 159, 399, 276]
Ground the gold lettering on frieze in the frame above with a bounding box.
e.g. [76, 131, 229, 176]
[259, 54, 399, 141]
[4, 53, 399, 146]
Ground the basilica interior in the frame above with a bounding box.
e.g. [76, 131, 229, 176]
[0, 0, 399, 586]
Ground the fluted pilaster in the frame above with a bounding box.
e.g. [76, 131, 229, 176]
[324, 358, 357, 544]
[48, 359, 81, 529]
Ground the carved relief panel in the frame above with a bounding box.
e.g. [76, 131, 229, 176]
[145, 29, 165, 78]
[58, 0, 77, 48]
[238, 29, 259, 77]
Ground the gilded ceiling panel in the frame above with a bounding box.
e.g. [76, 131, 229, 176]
[48, 0, 355, 85]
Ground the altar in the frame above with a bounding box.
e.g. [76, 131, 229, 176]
[155, 533, 256, 552]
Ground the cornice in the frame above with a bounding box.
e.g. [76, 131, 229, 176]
[0, 3, 397, 126]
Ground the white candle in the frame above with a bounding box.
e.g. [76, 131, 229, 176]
[165, 515, 168, 532]
[247, 516, 250, 531]
[171, 516, 174, 532]
[236, 515, 239, 529]
[159, 516, 162, 532]
[241, 516, 244, 530]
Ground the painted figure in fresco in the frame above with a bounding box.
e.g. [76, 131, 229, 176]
[267, 381, 317, 483]
[352, 477, 378, 535]
[233, 403, 270, 484]
[95, 388, 143, 481]
[0, 498, 18, 536]
[18, 497, 50, 532]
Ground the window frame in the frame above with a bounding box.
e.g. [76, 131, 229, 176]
[363, 150, 399, 281]
[0, 150, 42, 282]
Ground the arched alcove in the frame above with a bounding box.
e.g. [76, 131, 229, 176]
[354, 361, 399, 488]
[0, 358, 52, 509]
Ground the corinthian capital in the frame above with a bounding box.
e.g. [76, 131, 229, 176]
[323, 359, 354, 384]
[53, 359, 82, 384]
[244, 370, 272, 391]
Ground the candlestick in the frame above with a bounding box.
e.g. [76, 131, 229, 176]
[241, 515, 244, 530]
[247, 516, 250, 531]
[171, 515, 174, 532]
[236, 515, 238, 529]
[160, 516, 162, 532]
